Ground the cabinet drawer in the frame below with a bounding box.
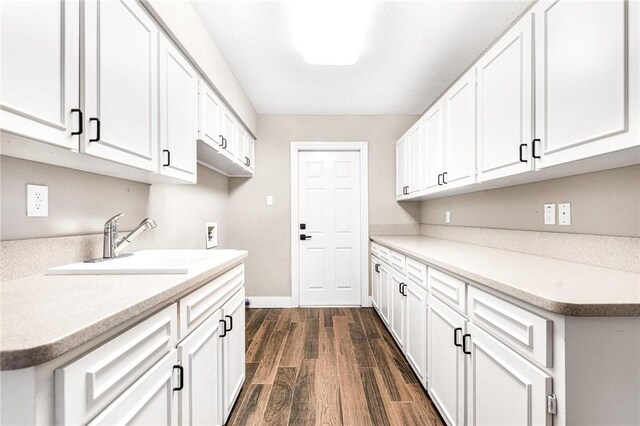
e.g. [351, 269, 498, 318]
[179, 264, 244, 340]
[389, 250, 406, 273]
[468, 285, 553, 368]
[55, 304, 178, 425]
[370, 242, 380, 256]
[378, 245, 391, 263]
[406, 258, 427, 290]
[428, 268, 466, 314]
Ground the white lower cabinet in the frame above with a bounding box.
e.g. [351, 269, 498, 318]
[428, 294, 466, 426]
[371, 258, 381, 310]
[466, 323, 552, 426]
[221, 288, 246, 422]
[177, 310, 224, 426]
[404, 281, 427, 387]
[390, 268, 406, 348]
[378, 262, 391, 326]
[88, 350, 180, 426]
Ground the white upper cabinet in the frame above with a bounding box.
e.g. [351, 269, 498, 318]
[221, 108, 236, 157]
[0, 0, 80, 150]
[198, 81, 225, 149]
[443, 69, 477, 189]
[423, 101, 445, 193]
[396, 136, 408, 197]
[534, 0, 638, 168]
[247, 138, 255, 171]
[407, 121, 424, 194]
[158, 35, 198, 183]
[83, 0, 158, 171]
[476, 13, 534, 182]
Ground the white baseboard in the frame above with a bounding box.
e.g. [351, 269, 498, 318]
[247, 296, 293, 308]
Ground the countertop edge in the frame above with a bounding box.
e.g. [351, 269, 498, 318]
[370, 236, 640, 317]
[0, 253, 247, 371]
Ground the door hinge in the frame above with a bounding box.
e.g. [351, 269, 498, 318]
[547, 394, 557, 415]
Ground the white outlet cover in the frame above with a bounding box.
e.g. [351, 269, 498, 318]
[544, 204, 556, 225]
[558, 203, 571, 225]
[205, 222, 218, 249]
[27, 184, 48, 217]
[266, 195, 274, 206]
[445, 210, 451, 223]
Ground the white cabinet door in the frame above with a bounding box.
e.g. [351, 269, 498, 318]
[247, 138, 255, 171]
[177, 310, 224, 426]
[423, 101, 445, 193]
[466, 323, 552, 426]
[405, 281, 427, 387]
[396, 137, 408, 197]
[158, 35, 198, 183]
[477, 13, 534, 182]
[198, 81, 224, 149]
[220, 108, 235, 158]
[389, 269, 406, 348]
[378, 262, 391, 326]
[0, 0, 80, 149]
[534, 0, 638, 168]
[371, 258, 381, 310]
[88, 351, 179, 426]
[444, 68, 477, 189]
[428, 295, 465, 426]
[221, 288, 246, 423]
[406, 122, 423, 194]
[83, 0, 158, 171]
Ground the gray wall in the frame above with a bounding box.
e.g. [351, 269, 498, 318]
[0, 156, 229, 247]
[420, 165, 640, 238]
[226, 115, 420, 298]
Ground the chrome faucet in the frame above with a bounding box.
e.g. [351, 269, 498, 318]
[103, 213, 157, 259]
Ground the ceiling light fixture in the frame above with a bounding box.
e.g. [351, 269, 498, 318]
[291, 0, 374, 66]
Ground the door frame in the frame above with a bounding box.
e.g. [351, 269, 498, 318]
[290, 142, 370, 308]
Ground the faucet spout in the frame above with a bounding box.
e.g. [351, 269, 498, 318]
[103, 214, 157, 259]
[113, 218, 157, 256]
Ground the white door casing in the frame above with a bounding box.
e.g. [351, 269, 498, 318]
[291, 142, 369, 308]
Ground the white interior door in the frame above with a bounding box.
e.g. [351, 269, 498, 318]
[298, 150, 362, 306]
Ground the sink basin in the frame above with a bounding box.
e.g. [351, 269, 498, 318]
[47, 250, 239, 275]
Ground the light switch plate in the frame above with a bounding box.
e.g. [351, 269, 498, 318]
[266, 195, 273, 206]
[445, 210, 451, 224]
[27, 184, 48, 217]
[558, 203, 571, 225]
[544, 204, 556, 225]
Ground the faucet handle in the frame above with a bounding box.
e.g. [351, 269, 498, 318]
[104, 213, 125, 230]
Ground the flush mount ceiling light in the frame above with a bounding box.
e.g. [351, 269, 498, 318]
[291, 0, 374, 65]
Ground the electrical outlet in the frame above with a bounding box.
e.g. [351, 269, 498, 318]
[26, 184, 48, 217]
[544, 204, 556, 225]
[558, 203, 571, 225]
[266, 195, 274, 206]
[445, 210, 451, 224]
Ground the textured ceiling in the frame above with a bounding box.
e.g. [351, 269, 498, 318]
[191, 0, 533, 115]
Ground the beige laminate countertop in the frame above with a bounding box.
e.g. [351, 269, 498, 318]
[371, 236, 640, 317]
[0, 250, 247, 370]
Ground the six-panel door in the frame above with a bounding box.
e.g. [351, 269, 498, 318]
[534, 0, 637, 169]
[476, 12, 534, 182]
[0, 0, 80, 149]
[159, 34, 198, 183]
[298, 151, 362, 306]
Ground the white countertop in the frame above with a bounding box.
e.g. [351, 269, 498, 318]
[371, 235, 640, 316]
[0, 250, 247, 370]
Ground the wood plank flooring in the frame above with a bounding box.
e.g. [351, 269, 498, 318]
[227, 307, 445, 426]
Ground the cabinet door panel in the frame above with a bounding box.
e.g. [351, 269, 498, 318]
[405, 281, 427, 387]
[535, 0, 637, 168]
[221, 109, 235, 157]
[379, 263, 391, 326]
[467, 323, 552, 426]
[424, 102, 445, 192]
[0, 0, 80, 149]
[371, 258, 380, 310]
[407, 123, 423, 194]
[88, 350, 179, 426]
[428, 295, 465, 426]
[178, 310, 223, 426]
[159, 35, 198, 182]
[396, 137, 407, 197]
[222, 288, 246, 422]
[444, 69, 476, 189]
[83, 0, 158, 170]
[477, 13, 533, 182]
[198, 82, 224, 149]
[390, 269, 406, 348]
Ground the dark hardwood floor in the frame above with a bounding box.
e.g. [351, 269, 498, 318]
[227, 307, 446, 426]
